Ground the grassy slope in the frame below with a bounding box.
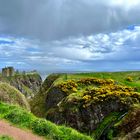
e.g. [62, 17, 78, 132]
[0, 82, 30, 110]
[0, 102, 92, 140]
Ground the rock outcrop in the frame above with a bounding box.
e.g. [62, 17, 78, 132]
[0, 73, 42, 99]
[31, 74, 61, 117]
[32, 74, 140, 134]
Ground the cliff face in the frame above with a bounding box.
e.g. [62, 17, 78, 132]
[0, 73, 42, 99]
[31, 72, 140, 140]
[32, 73, 140, 136]
[46, 99, 128, 133]
[111, 105, 140, 140]
[31, 74, 61, 117]
[45, 79, 140, 133]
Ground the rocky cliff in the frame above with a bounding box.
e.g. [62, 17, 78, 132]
[109, 105, 140, 140]
[45, 78, 140, 133]
[31, 74, 61, 117]
[31, 72, 140, 139]
[0, 72, 42, 99]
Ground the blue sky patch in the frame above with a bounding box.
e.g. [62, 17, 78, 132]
[126, 25, 136, 30]
[26, 47, 41, 52]
[0, 40, 14, 45]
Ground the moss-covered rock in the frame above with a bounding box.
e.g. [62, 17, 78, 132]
[31, 74, 61, 117]
[0, 82, 30, 110]
[51, 81, 139, 133]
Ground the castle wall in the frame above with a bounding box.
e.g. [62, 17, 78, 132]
[2, 67, 15, 77]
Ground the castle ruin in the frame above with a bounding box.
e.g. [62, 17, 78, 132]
[2, 67, 15, 77]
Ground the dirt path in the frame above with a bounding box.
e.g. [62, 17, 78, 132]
[0, 120, 45, 140]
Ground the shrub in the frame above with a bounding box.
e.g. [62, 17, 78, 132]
[125, 77, 133, 82]
[81, 84, 140, 108]
[57, 78, 115, 95]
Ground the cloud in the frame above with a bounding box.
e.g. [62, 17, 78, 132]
[1, 25, 140, 72]
[109, 0, 140, 10]
[47, 25, 140, 62]
[0, 0, 140, 41]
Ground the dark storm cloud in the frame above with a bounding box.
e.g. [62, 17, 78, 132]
[0, 0, 140, 40]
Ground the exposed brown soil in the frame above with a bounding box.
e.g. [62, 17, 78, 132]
[0, 120, 45, 140]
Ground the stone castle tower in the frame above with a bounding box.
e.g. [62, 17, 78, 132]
[2, 67, 15, 77]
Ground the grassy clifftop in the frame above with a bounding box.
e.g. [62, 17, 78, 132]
[54, 71, 140, 90]
[32, 71, 140, 117]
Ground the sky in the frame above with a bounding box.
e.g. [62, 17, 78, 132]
[1, 0, 140, 75]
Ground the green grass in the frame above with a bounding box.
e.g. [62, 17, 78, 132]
[0, 135, 14, 140]
[0, 102, 92, 140]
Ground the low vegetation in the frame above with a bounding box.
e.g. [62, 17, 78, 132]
[0, 102, 92, 140]
[56, 78, 140, 108]
[0, 135, 14, 140]
[55, 71, 140, 91]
